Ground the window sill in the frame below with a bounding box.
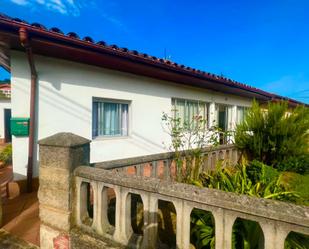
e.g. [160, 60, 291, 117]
[92, 135, 131, 141]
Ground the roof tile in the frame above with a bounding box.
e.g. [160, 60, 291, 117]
[0, 13, 305, 106]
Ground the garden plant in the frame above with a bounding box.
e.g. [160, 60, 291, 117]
[162, 101, 309, 249]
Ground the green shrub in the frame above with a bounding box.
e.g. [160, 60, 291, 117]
[0, 144, 12, 166]
[235, 100, 309, 173]
[246, 160, 279, 184]
[277, 155, 309, 174]
[200, 161, 300, 202]
[194, 162, 304, 249]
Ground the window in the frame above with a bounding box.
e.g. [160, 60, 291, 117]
[172, 98, 208, 127]
[92, 98, 129, 137]
[236, 106, 248, 124]
[216, 104, 234, 131]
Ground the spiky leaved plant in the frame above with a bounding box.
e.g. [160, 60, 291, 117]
[234, 100, 309, 173]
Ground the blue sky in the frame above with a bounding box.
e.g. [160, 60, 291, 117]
[1, 0, 309, 103]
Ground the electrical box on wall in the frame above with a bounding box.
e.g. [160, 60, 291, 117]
[11, 117, 30, 136]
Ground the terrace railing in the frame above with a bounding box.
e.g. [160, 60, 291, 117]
[37, 133, 309, 249]
[95, 144, 239, 181]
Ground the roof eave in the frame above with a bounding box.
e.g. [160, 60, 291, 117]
[0, 16, 305, 106]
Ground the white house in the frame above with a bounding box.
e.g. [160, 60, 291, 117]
[0, 83, 11, 98]
[0, 96, 11, 143]
[0, 14, 303, 180]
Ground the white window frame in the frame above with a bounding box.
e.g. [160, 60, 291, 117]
[92, 97, 131, 139]
[172, 98, 209, 127]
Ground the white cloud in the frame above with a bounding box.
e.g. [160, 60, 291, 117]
[10, 0, 29, 5]
[7, 0, 128, 32]
[8, 0, 85, 16]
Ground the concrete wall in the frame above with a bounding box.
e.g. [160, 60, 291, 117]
[0, 98, 11, 142]
[10, 50, 252, 177]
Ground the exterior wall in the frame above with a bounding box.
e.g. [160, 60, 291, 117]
[10, 50, 252, 177]
[0, 98, 11, 142]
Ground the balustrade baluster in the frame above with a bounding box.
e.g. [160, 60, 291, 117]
[136, 164, 143, 177]
[113, 186, 131, 244]
[213, 210, 236, 249]
[141, 194, 158, 249]
[163, 159, 171, 181]
[151, 161, 158, 178]
[174, 200, 192, 249]
[261, 222, 289, 249]
[90, 181, 99, 232]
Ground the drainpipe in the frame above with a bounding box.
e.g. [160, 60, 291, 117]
[19, 27, 37, 193]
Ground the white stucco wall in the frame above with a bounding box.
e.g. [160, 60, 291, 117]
[0, 98, 11, 140]
[10, 51, 252, 178]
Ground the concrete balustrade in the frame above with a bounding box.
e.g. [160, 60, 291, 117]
[74, 166, 309, 249]
[95, 144, 239, 181]
[38, 133, 309, 249]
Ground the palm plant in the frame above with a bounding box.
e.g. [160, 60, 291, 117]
[191, 209, 215, 249]
[234, 100, 309, 173]
[232, 218, 263, 249]
[200, 161, 299, 201]
[190, 161, 302, 249]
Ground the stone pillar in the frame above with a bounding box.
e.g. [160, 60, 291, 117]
[38, 132, 90, 249]
[94, 182, 110, 235]
[113, 186, 131, 244]
[174, 200, 192, 249]
[141, 194, 158, 249]
[213, 209, 236, 249]
[260, 221, 289, 249]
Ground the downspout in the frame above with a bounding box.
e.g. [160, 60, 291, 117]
[19, 27, 37, 193]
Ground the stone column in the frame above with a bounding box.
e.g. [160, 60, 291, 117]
[94, 182, 110, 235]
[174, 200, 192, 249]
[141, 194, 158, 249]
[213, 209, 236, 249]
[113, 186, 131, 244]
[260, 221, 289, 249]
[38, 132, 90, 249]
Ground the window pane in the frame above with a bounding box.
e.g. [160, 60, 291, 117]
[175, 99, 185, 121]
[121, 104, 128, 136]
[92, 102, 98, 137]
[199, 103, 206, 119]
[92, 100, 128, 137]
[104, 103, 121, 135]
[172, 99, 209, 128]
[237, 106, 244, 124]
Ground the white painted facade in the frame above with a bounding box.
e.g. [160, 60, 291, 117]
[0, 98, 11, 141]
[10, 51, 251, 178]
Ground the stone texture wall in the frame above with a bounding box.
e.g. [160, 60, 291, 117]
[38, 133, 90, 249]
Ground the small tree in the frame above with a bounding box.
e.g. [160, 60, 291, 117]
[235, 100, 309, 172]
[162, 111, 222, 183]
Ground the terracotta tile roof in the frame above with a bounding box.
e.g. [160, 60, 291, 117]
[0, 13, 306, 106]
[0, 84, 11, 89]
